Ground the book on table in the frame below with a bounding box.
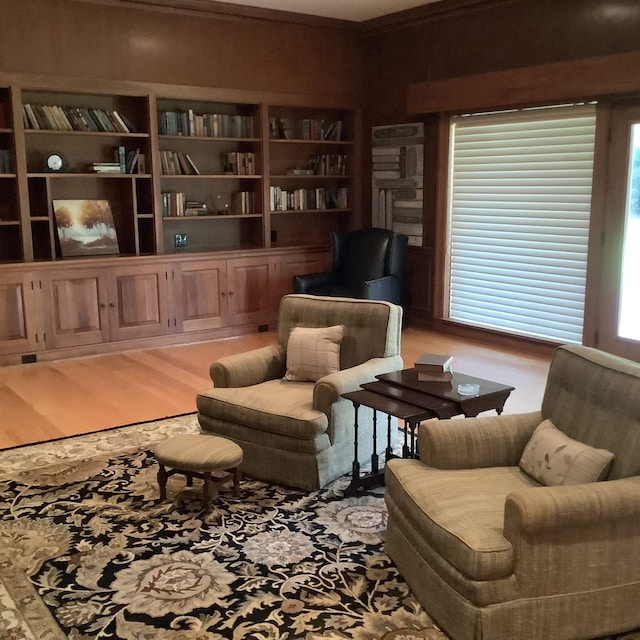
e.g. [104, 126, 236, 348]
[414, 353, 454, 382]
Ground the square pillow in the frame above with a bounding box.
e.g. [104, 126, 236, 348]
[519, 419, 614, 486]
[284, 325, 345, 382]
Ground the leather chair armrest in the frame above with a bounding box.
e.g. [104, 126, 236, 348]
[418, 411, 542, 469]
[210, 344, 286, 388]
[293, 272, 336, 293]
[361, 275, 402, 305]
[313, 355, 404, 414]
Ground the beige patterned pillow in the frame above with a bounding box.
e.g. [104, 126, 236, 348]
[284, 325, 344, 382]
[519, 419, 614, 486]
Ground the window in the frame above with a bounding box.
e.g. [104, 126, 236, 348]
[446, 105, 596, 344]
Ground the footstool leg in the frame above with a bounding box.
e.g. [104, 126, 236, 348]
[203, 474, 216, 512]
[232, 467, 241, 497]
[157, 464, 168, 501]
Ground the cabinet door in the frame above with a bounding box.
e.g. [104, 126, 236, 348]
[107, 264, 171, 341]
[41, 268, 109, 349]
[0, 271, 41, 355]
[271, 250, 330, 312]
[173, 259, 227, 333]
[226, 256, 272, 326]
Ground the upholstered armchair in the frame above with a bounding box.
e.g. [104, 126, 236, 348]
[384, 344, 640, 640]
[196, 294, 403, 490]
[293, 227, 408, 305]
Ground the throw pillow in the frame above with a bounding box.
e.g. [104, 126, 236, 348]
[284, 325, 345, 382]
[519, 419, 614, 486]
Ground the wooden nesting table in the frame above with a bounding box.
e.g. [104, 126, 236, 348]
[342, 368, 514, 496]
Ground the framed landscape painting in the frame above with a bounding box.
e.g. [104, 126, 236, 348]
[53, 199, 120, 257]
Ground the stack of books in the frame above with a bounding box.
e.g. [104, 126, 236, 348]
[91, 162, 122, 174]
[414, 353, 454, 382]
[184, 201, 208, 216]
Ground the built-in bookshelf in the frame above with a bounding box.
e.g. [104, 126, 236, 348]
[157, 97, 264, 252]
[268, 105, 354, 247]
[0, 77, 359, 263]
[0, 87, 20, 262]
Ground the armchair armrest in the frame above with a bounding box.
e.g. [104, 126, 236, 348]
[418, 411, 541, 469]
[313, 355, 404, 415]
[361, 275, 402, 305]
[505, 476, 640, 533]
[293, 272, 336, 293]
[503, 477, 640, 596]
[210, 344, 286, 388]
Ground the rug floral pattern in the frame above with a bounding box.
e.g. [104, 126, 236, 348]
[1, 416, 639, 640]
[0, 417, 442, 640]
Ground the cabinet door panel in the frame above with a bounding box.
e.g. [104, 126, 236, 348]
[174, 259, 227, 333]
[0, 272, 40, 355]
[226, 256, 271, 326]
[272, 251, 330, 311]
[42, 269, 109, 349]
[108, 265, 171, 341]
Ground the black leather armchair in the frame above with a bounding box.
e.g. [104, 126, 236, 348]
[293, 228, 409, 305]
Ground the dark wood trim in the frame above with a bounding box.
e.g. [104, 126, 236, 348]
[432, 113, 450, 320]
[78, 0, 357, 28]
[408, 51, 640, 115]
[408, 317, 558, 359]
[360, 0, 516, 33]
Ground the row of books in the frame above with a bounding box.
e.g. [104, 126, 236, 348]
[161, 191, 256, 217]
[160, 151, 200, 176]
[223, 151, 256, 176]
[113, 146, 145, 174]
[307, 153, 348, 176]
[158, 110, 255, 138]
[22, 103, 135, 133]
[269, 186, 348, 212]
[269, 117, 344, 141]
[0, 149, 11, 173]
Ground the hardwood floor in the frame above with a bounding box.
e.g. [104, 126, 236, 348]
[0, 328, 552, 450]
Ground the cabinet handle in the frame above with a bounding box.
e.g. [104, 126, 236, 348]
[228, 291, 234, 296]
[109, 303, 115, 308]
[100, 303, 106, 309]
[221, 291, 226, 296]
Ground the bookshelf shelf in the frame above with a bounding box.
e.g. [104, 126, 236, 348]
[163, 213, 262, 221]
[25, 130, 150, 139]
[159, 135, 260, 143]
[161, 174, 261, 179]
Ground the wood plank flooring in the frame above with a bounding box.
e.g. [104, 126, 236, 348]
[0, 328, 552, 450]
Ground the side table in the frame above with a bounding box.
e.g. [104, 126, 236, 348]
[342, 369, 514, 496]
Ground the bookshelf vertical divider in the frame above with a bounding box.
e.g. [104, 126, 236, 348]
[147, 94, 163, 255]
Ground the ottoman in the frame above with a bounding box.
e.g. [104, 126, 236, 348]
[151, 434, 243, 511]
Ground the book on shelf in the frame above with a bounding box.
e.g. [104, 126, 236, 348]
[414, 353, 454, 382]
[91, 162, 122, 173]
[184, 200, 208, 216]
[0, 149, 11, 173]
[22, 103, 134, 133]
[158, 110, 254, 138]
[114, 146, 126, 173]
[161, 191, 186, 217]
[232, 190, 254, 214]
[160, 150, 200, 175]
[223, 151, 255, 175]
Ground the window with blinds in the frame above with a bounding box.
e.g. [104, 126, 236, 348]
[447, 105, 596, 344]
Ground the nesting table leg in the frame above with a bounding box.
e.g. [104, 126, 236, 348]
[157, 464, 168, 501]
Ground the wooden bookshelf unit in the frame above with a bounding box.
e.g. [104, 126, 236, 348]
[0, 74, 358, 364]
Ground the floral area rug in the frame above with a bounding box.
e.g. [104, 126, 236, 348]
[1, 414, 639, 640]
[0, 414, 440, 640]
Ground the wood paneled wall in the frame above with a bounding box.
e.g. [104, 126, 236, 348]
[361, 0, 640, 332]
[0, 0, 361, 101]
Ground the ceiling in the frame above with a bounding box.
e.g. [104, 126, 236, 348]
[203, 0, 442, 22]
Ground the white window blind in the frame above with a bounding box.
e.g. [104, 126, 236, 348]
[447, 105, 596, 344]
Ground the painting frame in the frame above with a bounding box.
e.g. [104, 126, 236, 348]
[52, 199, 120, 258]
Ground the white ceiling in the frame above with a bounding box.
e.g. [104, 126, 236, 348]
[210, 0, 441, 22]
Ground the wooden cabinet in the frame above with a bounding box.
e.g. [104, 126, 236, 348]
[41, 262, 170, 349]
[270, 250, 330, 313]
[171, 258, 227, 333]
[0, 72, 358, 363]
[0, 270, 41, 356]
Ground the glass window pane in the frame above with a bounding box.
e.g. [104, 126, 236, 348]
[618, 124, 640, 341]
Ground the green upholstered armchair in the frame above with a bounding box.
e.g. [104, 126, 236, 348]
[196, 294, 403, 491]
[384, 344, 640, 640]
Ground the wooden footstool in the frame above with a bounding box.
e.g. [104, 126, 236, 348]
[151, 434, 243, 511]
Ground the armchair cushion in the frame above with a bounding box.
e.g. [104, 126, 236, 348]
[284, 324, 344, 382]
[519, 419, 614, 486]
